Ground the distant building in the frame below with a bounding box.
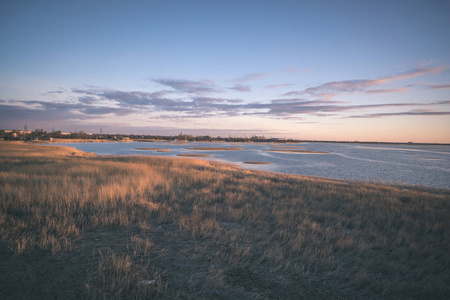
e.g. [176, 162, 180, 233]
[251, 135, 266, 140]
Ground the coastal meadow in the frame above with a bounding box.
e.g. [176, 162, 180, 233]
[0, 142, 449, 299]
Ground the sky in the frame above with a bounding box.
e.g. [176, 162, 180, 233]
[1, 0, 449, 143]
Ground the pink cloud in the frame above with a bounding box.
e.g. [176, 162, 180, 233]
[233, 73, 269, 83]
[283, 66, 447, 98]
[348, 110, 450, 119]
[230, 85, 252, 92]
[365, 87, 409, 94]
[283, 68, 312, 74]
[390, 66, 447, 80]
[425, 83, 450, 90]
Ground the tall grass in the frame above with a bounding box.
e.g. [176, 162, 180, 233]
[0, 142, 449, 299]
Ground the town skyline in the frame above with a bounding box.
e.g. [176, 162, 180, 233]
[1, 1, 450, 143]
[3, 126, 449, 145]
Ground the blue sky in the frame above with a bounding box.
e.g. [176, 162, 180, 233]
[1, 0, 449, 142]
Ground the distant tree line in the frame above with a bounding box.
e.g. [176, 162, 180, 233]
[0, 129, 298, 143]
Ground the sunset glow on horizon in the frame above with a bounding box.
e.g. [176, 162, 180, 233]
[1, 0, 449, 143]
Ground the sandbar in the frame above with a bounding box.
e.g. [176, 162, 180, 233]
[177, 154, 213, 157]
[135, 148, 171, 152]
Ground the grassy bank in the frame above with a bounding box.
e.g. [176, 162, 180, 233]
[0, 142, 449, 299]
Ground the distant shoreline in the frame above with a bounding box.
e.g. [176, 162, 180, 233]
[15, 138, 450, 147]
[24, 140, 450, 190]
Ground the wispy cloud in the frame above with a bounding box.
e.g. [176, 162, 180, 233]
[283, 66, 447, 98]
[0, 103, 76, 122]
[245, 100, 406, 116]
[364, 87, 409, 94]
[232, 73, 269, 83]
[42, 90, 64, 95]
[78, 96, 98, 105]
[229, 85, 252, 92]
[394, 66, 447, 80]
[152, 79, 221, 94]
[191, 97, 243, 104]
[71, 88, 246, 116]
[227, 72, 271, 91]
[26, 100, 85, 112]
[7, 85, 450, 123]
[424, 83, 450, 90]
[101, 90, 174, 106]
[242, 99, 450, 118]
[0, 98, 139, 122]
[265, 83, 294, 89]
[81, 106, 137, 116]
[348, 110, 450, 118]
[72, 88, 184, 109]
[3, 65, 450, 127]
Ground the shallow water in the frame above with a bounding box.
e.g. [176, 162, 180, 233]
[53, 141, 450, 189]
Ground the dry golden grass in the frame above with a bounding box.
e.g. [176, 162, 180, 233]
[0, 141, 95, 157]
[0, 141, 449, 299]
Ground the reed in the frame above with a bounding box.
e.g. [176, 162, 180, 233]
[0, 142, 449, 299]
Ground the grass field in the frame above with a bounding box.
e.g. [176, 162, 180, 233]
[0, 142, 449, 299]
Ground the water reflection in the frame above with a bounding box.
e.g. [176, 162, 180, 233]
[52, 142, 450, 189]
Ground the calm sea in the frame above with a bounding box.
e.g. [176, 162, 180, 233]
[53, 141, 450, 189]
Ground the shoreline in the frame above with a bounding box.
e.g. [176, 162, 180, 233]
[14, 140, 450, 192]
[1, 142, 449, 298]
[36, 140, 450, 191]
[3, 140, 449, 196]
[15, 138, 450, 147]
[5, 141, 448, 192]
